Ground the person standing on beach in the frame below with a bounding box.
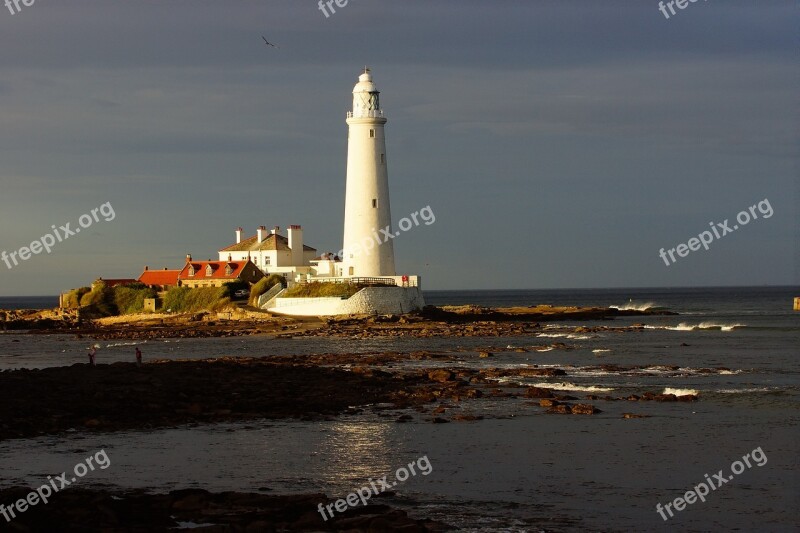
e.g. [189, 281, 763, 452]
[135, 346, 142, 367]
[88, 346, 96, 366]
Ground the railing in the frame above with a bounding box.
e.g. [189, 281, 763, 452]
[258, 284, 286, 309]
[298, 277, 397, 287]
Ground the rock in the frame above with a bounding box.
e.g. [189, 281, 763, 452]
[517, 367, 567, 377]
[623, 413, 651, 419]
[539, 398, 559, 407]
[571, 403, 600, 415]
[547, 404, 572, 414]
[427, 369, 455, 383]
[478, 351, 493, 358]
[451, 414, 483, 422]
[83, 419, 102, 428]
[170, 489, 210, 511]
[432, 417, 449, 423]
[525, 386, 555, 398]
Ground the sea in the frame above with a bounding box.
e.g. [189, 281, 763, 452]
[0, 286, 797, 531]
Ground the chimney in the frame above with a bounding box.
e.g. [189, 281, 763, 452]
[257, 225, 267, 242]
[235, 227, 243, 244]
[227, 254, 232, 262]
[271, 226, 280, 235]
[144, 266, 149, 271]
[288, 225, 303, 266]
[186, 254, 192, 262]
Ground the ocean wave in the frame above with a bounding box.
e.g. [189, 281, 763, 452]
[573, 365, 743, 377]
[534, 347, 553, 352]
[104, 341, 141, 348]
[568, 369, 615, 377]
[537, 333, 568, 338]
[663, 387, 699, 396]
[566, 334, 592, 340]
[533, 381, 615, 392]
[610, 301, 656, 311]
[644, 322, 745, 332]
[592, 349, 611, 353]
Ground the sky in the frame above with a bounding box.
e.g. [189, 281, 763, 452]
[0, 0, 797, 295]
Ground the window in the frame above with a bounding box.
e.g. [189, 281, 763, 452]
[369, 129, 375, 138]
[349, 267, 354, 275]
[225, 265, 233, 276]
[188, 266, 195, 277]
[264, 257, 271, 266]
[205, 265, 213, 276]
[372, 199, 377, 208]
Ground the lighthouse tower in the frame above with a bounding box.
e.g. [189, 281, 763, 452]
[341, 68, 396, 278]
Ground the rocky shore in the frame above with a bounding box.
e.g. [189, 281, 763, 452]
[0, 487, 449, 532]
[1, 304, 676, 341]
[0, 351, 698, 442]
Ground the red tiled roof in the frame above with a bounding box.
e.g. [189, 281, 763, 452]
[138, 270, 180, 286]
[177, 260, 251, 281]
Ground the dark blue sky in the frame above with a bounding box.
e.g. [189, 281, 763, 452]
[0, 0, 796, 295]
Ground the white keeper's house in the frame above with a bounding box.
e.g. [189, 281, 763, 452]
[218, 225, 318, 277]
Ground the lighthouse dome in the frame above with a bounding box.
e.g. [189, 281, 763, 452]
[353, 69, 377, 94]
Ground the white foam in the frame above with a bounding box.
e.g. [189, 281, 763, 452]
[672, 322, 744, 331]
[105, 341, 140, 348]
[697, 322, 745, 332]
[645, 322, 745, 332]
[567, 334, 592, 340]
[663, 387, 699, 396]
[610, 301, 656, 311]
[592, 349, 611, 353]
[533, 381, 615, 392]
[538, 333, 568, 338]
[534, 347, 553, 352]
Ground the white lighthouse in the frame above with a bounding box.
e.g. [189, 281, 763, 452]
[341, 68, 396, 278]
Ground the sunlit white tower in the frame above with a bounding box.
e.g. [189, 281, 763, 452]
[341, 68, 396, 277]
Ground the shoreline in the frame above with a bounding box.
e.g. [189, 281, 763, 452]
[0, 304, 676, 340]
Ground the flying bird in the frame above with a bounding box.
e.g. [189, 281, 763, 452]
[262, 36, 279, 48]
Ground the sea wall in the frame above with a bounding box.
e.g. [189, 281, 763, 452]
[268, 287, 425, 316]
